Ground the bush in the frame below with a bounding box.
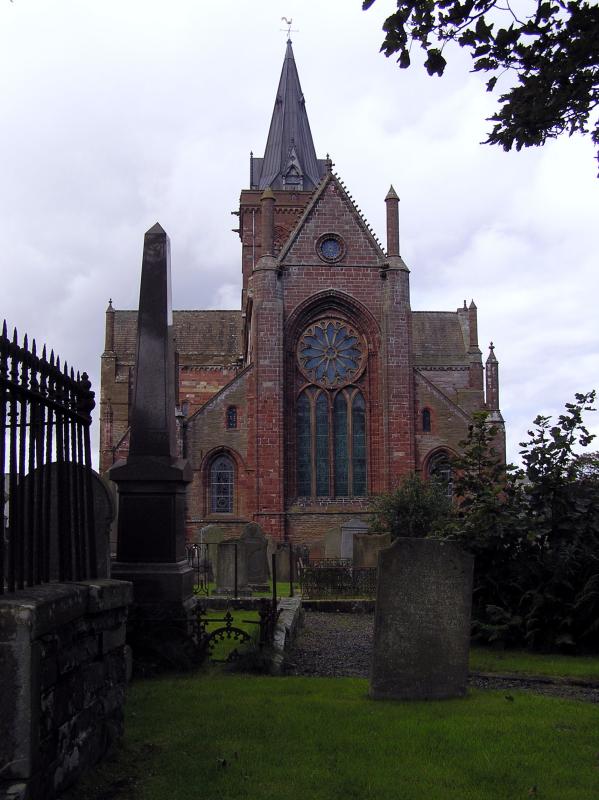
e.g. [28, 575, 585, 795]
[447, 392, 599, 652]
[368, 472, 451, 539]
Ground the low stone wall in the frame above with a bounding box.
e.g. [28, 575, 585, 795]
[0, 579, 132, 800]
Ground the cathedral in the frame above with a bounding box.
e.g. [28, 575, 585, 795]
[99, 39, 504, 554]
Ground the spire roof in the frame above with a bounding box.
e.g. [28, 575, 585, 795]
[253, 40, 326, 191]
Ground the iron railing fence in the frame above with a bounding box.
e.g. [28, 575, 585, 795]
[0, 321, 96, 593]
[298, 558, 377, 599]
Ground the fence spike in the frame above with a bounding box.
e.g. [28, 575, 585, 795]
[13, 327, 18, 345]
[56, 355, 60, 371]
[2, 320, 7, 338]
[49, 350, 55, 367]
[42, 343, 47, 360]
[23, 333, 28, 351]
[31, 339, 37, 358]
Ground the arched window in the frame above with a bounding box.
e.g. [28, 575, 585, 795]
[427, 451, 453, 497]
[296, 386, 367, 498]
[422, 408, 431, 433]
[226, 406, 237, 429]
[210, 455, 234, 513]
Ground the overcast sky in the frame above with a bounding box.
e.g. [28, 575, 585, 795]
[1, 0, 598, 468]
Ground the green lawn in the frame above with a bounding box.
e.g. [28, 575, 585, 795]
[200, 610, 261, 662]
[470, 647, 599, 680]
[72, 675, 599, 800]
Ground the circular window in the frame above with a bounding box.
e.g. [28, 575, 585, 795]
[297, 319, 366, 387]
[316, 233, 345, 263]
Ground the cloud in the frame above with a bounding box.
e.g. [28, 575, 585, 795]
[1, 0, 597, 468]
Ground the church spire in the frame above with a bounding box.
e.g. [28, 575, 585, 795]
[253, 39, 324, 191]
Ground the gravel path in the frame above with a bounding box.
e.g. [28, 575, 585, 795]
[284, 611, 599, 703]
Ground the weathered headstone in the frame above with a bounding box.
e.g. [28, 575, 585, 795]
[353, 532, 391, 568]
[108, 223, 194, 608]
[240, 522, 270, 589]
[17, 464, 115, 580]
[274, 543, 301, 582]
[340, 518, 369, 561]
[370, 538, 473, 700]
[324, 527, 341, 559]
[194, 524, 226, 582]
[214, 539, 251, 596]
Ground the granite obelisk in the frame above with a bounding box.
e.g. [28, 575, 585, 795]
[109, 223, 194, 608]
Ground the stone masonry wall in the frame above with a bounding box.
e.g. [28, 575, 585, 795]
[0, 579, 132, 800]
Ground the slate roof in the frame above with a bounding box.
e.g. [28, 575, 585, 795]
[253, 39, 326, 191]
[112, 310, 243, 363]
[411, 311, 469, 366]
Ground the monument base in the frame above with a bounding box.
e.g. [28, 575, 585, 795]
[111, 561, 201, 672]
[111, 559, 195, 604]
[249, 583, 271, 592]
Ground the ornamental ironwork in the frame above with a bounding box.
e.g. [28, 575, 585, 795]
[297, 319, 365, 388]
[298, 560, 377, 599]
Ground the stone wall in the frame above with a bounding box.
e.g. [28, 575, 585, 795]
[0, 579, 132, 800]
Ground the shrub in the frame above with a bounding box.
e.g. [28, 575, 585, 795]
[368, 472, 451, 539]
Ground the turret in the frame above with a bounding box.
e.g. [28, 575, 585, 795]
[385, 185, 400, 257]
[485, 342, 500, 411]
[467, 300, 483, 391]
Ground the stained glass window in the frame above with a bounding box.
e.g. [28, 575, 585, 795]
[298, 320, 364, 388]
[210, 455, 234, 513]
[315, 392, 329, 496]
[296, 393, 311, 497]
[422, 408, 431, 433]
[296, 386, 367, 499]
[226, 406, 237, 429]
[352, 392, 366, 496]
[334, 392, 348, 495]
[428, 451, 453, 498]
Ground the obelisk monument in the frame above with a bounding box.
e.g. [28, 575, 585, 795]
[109, 223, 194, 611]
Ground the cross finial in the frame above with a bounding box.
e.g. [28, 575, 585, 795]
[280, 16, 298, 41]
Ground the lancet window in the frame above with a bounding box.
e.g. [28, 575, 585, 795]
[210, 454, 234, 513]
[427, 450, 453, 497]
[296, 387, 367, 499]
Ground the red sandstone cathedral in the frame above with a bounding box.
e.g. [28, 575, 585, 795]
[100, 40, 504, 552]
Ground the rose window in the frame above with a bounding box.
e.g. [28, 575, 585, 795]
[297, 320, 365, 387]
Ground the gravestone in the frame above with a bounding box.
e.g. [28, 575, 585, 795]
[324, 527, 341, 559]
[214, 539, 251, 596]
[370, 538, 474, 701]
[353, 532, 391, 568]
[240, 522, 270, 590]
[274, 543, 301, 582]
[16, 464, 115, 580]
[340, 518, 369, 561]
[194, 525, 227, 582]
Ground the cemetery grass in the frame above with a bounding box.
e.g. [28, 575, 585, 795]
[470, 646, 599, 680]
[72, 675, 599, 800]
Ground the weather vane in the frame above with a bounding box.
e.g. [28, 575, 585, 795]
[280, 17, 298, 40]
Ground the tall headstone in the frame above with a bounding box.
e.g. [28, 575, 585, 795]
[353, 532, 391, 568]
[108, 224, 194, 609]
[194, 524, 227, 583]
[370, 538, 474, 701]
[340, 518, 369, 561]
[324, 527, 341, 559]
[215, 539, 251, 596]
[240, 522, 270, 589]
